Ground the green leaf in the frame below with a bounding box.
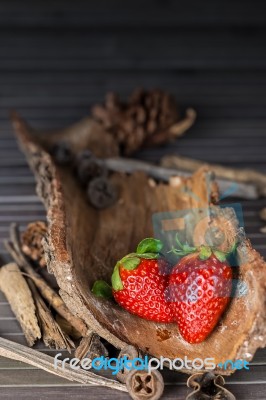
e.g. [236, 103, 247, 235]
[136, 238, 163, 255]
[111, 255, 141, 291]
[175, 234, 196, 253]
[138, 252, 159, 259]
[199, 246, 212, 260]
[91, 280, 113, 299]
[120, 256, 140, 270]
[183, 243, 197, 253]
[213, 250, 227, 262]
[111, 264, 124, 291]
[169, 248, 190, 256]
[175, 233, 185, 251]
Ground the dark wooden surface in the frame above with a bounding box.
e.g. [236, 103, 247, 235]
[0, 1, 266, 399]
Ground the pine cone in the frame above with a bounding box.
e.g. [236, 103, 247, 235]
[91, 89, 194, 155]
[21, 221, 47, 267]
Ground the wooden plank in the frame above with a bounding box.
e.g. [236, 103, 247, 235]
[2, 73, 266, 104]
[0, 383, 266, 400]
[0, 30, 266, 71]
[0, 364, 264, 387]
[0, 369, 82, 386]
[0, 305, 15, 318]
[0, 386, 128, 400]
[0, 350, 73, 369]
[0, 319, 24, 335]
[0, 384, 263, 400]
[0, 0, 265, 28]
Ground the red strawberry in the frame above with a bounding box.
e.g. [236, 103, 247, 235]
[169, 241, 232, 344]
[111, 238, 174, 323]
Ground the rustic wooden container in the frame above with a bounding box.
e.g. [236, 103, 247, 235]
[12, 113, 266, 375]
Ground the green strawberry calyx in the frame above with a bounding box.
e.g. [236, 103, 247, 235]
[170, 233, 237, 263]
[91, 280, 113, 299]
[111, 238, 163, 291]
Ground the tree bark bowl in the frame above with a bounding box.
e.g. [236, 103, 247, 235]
[11, 113, 266, 375]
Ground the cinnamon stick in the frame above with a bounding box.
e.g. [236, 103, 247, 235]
[104, 157, 258, 200]
[0, 263, 41, 346]
[161, 154, 266, 197]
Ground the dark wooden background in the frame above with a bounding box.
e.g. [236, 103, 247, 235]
[0, 0, 266, 399]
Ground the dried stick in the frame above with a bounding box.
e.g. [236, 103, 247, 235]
[0, 336, 126, 392]
[5, 223, 89, 337]
[259, 208, 266, 221]
[27, 278, 75, 352]
[169, 108, 197, 136]
[161, 154, 266, 197]
[0, 263, 41, 346]
[105, 157, 258, 200]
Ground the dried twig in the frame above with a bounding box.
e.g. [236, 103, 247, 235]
[260, 226, 266, 234]
[161, 154, 266, 197]
[5, 223, 89, 337]
[0, 263, 41, 346]
[104, 157, 258, 200]
[0, 336, 126, 392]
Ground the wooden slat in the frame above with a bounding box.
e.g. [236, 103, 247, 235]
[0, 0, 265, 29]
[0, 361, 265, 386]
[0, 30, 266, 71]
[0, 384, 262, 400]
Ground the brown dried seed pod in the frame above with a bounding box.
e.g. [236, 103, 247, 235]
[186, 372, 236, 400]
[87, 176, 117, 209]
[21, 221, 47, 268]
[126, 369, 164, 400]
[116, 345, 139, 383]
[51, 141, 73, 165]
[75, 334, 109, 362]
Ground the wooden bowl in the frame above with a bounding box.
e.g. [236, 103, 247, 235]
[12, 113, 266, 375]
